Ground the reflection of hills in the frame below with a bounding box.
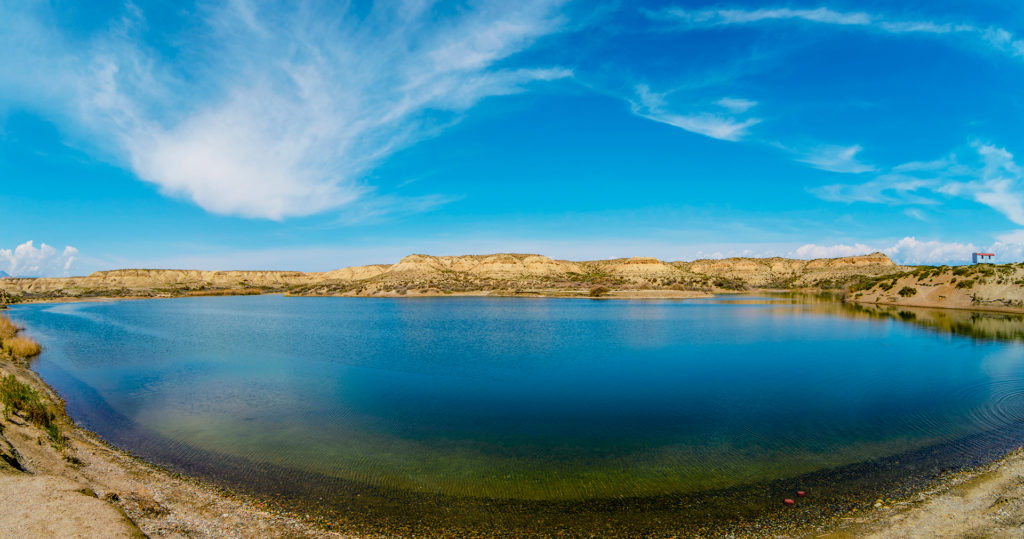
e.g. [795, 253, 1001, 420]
[776, 293, 1024, 342]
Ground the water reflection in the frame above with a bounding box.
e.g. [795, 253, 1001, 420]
[763, 292, 1024, 342]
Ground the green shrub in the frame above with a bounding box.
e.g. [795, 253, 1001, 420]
[589, 286, 610, 298]
[45, 424, 66, 449]
[956, 279, 975, 289]
[713, 277, 747, 290]
[898, 286, 917, 297]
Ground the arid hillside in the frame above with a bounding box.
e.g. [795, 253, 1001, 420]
[849, 263, 1024, 312]
[0, 269, 315, 301]
[283, 251, 902, 297]
[0, 252, 902, 302]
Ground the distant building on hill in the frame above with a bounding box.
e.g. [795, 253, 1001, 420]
[972, 252, 995, 264]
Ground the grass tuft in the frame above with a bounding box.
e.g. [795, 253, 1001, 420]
[0, 374, 53, 427]
[0, 315, 17, 340]
[2, 336, 41, 359]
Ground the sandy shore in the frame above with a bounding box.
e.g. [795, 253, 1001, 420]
[816, 448, 1024, 538]
[0, 358, 349, 538]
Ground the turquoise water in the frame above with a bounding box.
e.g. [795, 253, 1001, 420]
[10, 295, 1024, 532]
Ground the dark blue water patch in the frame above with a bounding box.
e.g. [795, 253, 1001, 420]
[8, 296, 1024, 526]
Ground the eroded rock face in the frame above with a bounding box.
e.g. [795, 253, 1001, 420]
[681, 252, 897, 287]
[384, 254, 581, 278]
[319, 265, 390, 282]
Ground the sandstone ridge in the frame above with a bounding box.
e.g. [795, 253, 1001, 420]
[0, 252, 901, 301]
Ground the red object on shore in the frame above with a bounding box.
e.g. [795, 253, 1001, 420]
[797, 491, 806, 497]
[784, 498, 795, 505]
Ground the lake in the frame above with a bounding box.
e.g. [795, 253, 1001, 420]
[11, 295, 1024, 535]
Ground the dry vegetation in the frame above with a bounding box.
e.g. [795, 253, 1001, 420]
[0, 314, 41, 360]
[0, 316, 17, 340]
[2, 336, 41, 359]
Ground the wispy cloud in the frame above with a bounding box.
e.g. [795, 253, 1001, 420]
[0, 2, 570, 220]
[796, 144, 875, 174]
[0, 241, 79, 277]
[903, 208, 928, 222]
[814, 142, 1024, 225]
[715, 97, 758, 113]
[648, 6, 1024, 61]
[629, 85, 760, 141]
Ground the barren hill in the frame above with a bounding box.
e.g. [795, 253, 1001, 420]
[0, 269, 314, 300]
[0, 252, 903, 302]
[849, 263, 1024, 312]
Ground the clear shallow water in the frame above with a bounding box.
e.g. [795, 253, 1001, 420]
[10, 296, 1024, 531]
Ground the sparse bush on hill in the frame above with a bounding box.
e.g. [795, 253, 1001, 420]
[589, 286, 610, 297]
[713, 277, 747, 290]
[898, 286, 917, 297]
[956, 279, 975, 289]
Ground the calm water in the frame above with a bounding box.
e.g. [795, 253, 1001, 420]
[11, 295, 1024, 534]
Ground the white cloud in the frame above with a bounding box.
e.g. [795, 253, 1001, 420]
[797, 144, 875, 174]
[0, 241, 79, 277]
[630, 85, 761, 141]
[661, 7, 873, 27]
[715, 97, 758, 113]
[0, 2, 569, 220]
[792, 236, 1024, 265]
[883, 237, 979, 265]
[793, 242, 877, 259]
[814, 142, 1024, 225]
[649, 6, 1024, 61]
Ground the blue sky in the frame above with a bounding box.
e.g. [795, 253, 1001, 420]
[2, 1, 1024, 275]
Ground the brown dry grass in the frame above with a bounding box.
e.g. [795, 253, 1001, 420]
[3, 336, 41, 359]
[0, 315, 17, 340]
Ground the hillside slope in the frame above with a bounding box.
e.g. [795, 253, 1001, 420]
[849, 263, 1024, 312]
